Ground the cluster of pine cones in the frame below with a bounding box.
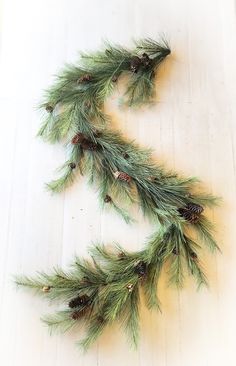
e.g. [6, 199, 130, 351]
[178, 203, 204, 224]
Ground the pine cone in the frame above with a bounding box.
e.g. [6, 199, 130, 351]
[42, 286, 51, 292]
[122, 152, 129, 159]
[77, 74, 92, 83]
[69, 294, 90, 308]
[134, 261, 147, 277]
[71, 133, 85, 144]
[112, 75, 118, 82]
[126, 283, 134, 292]
[114, 171, 132, 183]
[118, 251, 126, 260]
[69, 162, 76, 169]
[178, 208, 200, 224]
[45, 104, 53, 113]
[186, 203, 204, 215]
[97, 316, 105, 324]
[80, 294, 90, 305]
[130, 56, 141, 73]
[190, 251, 198, 260]
[172, 248, 179, 255]
[81, 140, 98, 151]
[141, 53, 152, 67]
[104, 195, 112, 203]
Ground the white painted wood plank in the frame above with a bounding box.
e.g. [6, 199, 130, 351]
[0, 0, 236, 365]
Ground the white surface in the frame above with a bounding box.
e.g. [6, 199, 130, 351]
[0, 0, 235, 365]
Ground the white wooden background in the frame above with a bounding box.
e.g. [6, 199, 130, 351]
[0, 0, 235, 365]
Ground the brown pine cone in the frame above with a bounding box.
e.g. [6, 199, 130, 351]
[118, 251, 126, 260]
[71, 133, 86, 144]
[186, 203, 204, 215]
[69, 162, 76, 169]
[122, 152, 129, 159]
[134, 261, 147, 277]
[130, 56, 141, 73]
[81, 140, 98, 151]
[141, 53, 152, 67]
[126, 283, 134, 292]
[69, 295, 90, 308]
[111, 75, 118, 82]
[45, 104, 53, 113]
[172, 248, 179, 255]
[104, 195, 112, 203]
[77, 74, 92, 83]
[114, 171, 132, 183]
[190, 251, 198, 260]
[178, 208, 200, 224]
[42, 286, 51, 292]
[97, 316, 105, 324]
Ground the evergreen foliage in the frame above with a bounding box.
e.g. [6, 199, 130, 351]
[15, 38, 220, 351]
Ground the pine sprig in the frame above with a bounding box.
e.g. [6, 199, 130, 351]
[38, 37, 171, 143]
[15, 222, 217, 350]
[42, 310, 77, 334]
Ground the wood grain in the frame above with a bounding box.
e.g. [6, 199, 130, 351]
[0, 0, 235, 365]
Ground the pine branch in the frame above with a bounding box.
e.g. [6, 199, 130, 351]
[15, 38, 221, 351]
[194, 215, 221, 253]
[42, 310, 77, 334]
[121, 285, 140, 348]
[38, 38, 170, 143]
[15, 221, 214, 349]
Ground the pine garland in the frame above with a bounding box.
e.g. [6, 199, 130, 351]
[15, 38, 220, 351]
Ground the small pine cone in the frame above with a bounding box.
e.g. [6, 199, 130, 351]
[69, 294, 90, 308]
[178, 208, 200, 224]
[190, 251, 198, 260]
[126, 283, 134, 292]
[141, 53, 152, 67]
[130, 56, 141, 73]
[69, 297, 80, 308]
[81, 140, 98, 151]
[77, 74, 92, 83]
[114, 171, 132, 183]
[45, 104, 53, 113]
[134, 261, 147, 277]
[172, 248, 179, 255]
[69, 162, 76, 169]
[71, 133, 85, 144]
[118, 251, 126, 260]
[186, 203, 204, 215]
[112, 75, 118, 82]
[42, 286, 51, 293]
[97, 316, 105, 324]
[104, 195, 112, 203]
[122, 152, 129, 159]
[79, 294, 90, 305]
